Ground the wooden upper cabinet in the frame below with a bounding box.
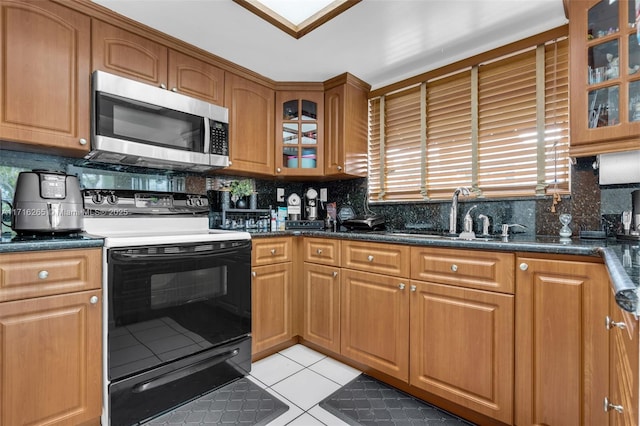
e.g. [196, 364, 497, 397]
[92, 19, 168, 87]
[168, 50, 224, 105]
[569, 0, 640, 156]
[324, 73, 370, 177]
[224, 73, 275, 175]
[0, 0, 90, 154]
[92, 20, 224, 105]
[275, 90, 324, 177]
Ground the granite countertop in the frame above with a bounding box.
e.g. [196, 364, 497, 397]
[0, 231, 104, 253]
[252, 229, 640, 315]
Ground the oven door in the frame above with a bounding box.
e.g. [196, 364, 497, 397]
[107, 239, 251, 425]
[107, 239, 251, 381]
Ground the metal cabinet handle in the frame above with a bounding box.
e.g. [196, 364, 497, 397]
[519, 262, 529, 271]
[317, 249, 323, 255]
[450, 264, 458, 272]
[251, 271, 256, 277]
[604, 397, 624, 413]
[337, 166, 343, 171]
[367, 255, 374, 262]
[38, 270, 49, 280]
[271, 249, 276, 255]
[160, 83, 167, 89]
[90, 295, 99, 304]
[410, 284, 417, 292]
[398, 283, 405, 290]
[276, 168, 282, 173]
[606, 316, 627, 330]
[332, 271, 338, 278]
[79, 138, 87, 146]
[171, 87, 178, 92]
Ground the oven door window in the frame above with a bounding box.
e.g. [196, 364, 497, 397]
[96, 92, 204, 152]
[107, 241, 251, 381]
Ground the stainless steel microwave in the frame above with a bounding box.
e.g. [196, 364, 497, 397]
[86, 70, 229, 172]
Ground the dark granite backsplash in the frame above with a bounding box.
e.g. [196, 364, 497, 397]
[2, 148, 639, 237]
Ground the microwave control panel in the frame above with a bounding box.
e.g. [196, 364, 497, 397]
[210, 121, 229, 156]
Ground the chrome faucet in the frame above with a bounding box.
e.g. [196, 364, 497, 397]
[449, 187, 470, 234]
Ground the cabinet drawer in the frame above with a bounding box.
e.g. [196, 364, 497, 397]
[0, 249, 102, 302]
[303, 238, 340, 266]
[342, 241, 409, 277]
[252, 237, 292, 265]
[411, 247, 514, 294]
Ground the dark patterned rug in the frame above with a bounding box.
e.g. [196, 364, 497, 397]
[319, 374, 475, 426]
[142, 377, 288, 425]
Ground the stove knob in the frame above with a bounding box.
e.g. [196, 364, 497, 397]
[106, 194, 118, 205]
[91, 193, 104, 204]
[186, 198, 194, 207]
[196, 198, 206, 206]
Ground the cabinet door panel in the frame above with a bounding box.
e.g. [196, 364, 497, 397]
[0, 290, 101, 426]
[303, 263, 340, 352]
[224, 73, 274, 175]
[168, 50, 224, 105]
[252, 263, 292, 354]
[515, 257, 609, 426]
[341, 269, 409, 381]
[410, 280, 514, 424]
[0, 0, 90, 152]
[92, 20, 168, 87]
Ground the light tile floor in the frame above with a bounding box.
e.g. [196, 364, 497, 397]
[249, 344, 361, 425]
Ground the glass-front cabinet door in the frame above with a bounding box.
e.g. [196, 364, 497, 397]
[570, 0, 640, 156]
[275, 91, 324, 176]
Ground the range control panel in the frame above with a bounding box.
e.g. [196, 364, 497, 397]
[83, 189, 209, 215]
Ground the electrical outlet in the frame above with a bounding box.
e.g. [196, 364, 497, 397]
[277, 188, 285, 202]
[320, 188, 327, 202]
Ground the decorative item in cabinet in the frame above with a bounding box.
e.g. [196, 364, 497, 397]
[570, 0, 640, 156]
[275, 90, 324, 176]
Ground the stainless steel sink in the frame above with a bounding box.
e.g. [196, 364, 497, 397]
[386, 231, 500, 242]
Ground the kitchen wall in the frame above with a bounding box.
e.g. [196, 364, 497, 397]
[1, 148, 638, 237]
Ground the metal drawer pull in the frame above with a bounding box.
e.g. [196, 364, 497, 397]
[606, 316, 627, 330]
[333, 271, 338, 278]
[317, 249, 323, 255]
[271, 249, 276, 255]
[90, 296, 99, 304]
[398, 283, 405, 290]
[410, 285, 417, 292]
[604, 397, 624, 413]
[367, 255, 374, 262]
[251, 271, 256, 277]
[519, 263, 529, 271]
[38, 270, 49, 280]
[450, 264, 458, 272]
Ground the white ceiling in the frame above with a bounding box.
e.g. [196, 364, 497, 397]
[92, 0, 568, 91]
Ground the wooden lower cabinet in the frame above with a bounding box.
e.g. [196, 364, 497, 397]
[515, 256, 610, 426]
[251, 262, 292, 354]
[302, 262, 340, 353]
[409, 280, 514, 424]
[340, 268, 410, 381]
[608, 290, 639, 426]
[0, 289, 102, 426]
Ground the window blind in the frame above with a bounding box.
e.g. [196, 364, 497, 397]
[368, 36, 570, 202]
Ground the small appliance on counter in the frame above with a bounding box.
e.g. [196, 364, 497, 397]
[284, 190, 325, 230]
[11, 170, 83, 235]
[617, 190, 640, 240]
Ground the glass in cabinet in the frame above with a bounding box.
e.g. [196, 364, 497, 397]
[276, 91, 323, 176]
[570, 0, 640, 155]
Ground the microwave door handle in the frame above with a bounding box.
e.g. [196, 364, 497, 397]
[203, 117, 211, 155]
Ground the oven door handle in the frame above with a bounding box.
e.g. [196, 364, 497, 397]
[112, 247, 245, 261]
[132, 348, 240, 394]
